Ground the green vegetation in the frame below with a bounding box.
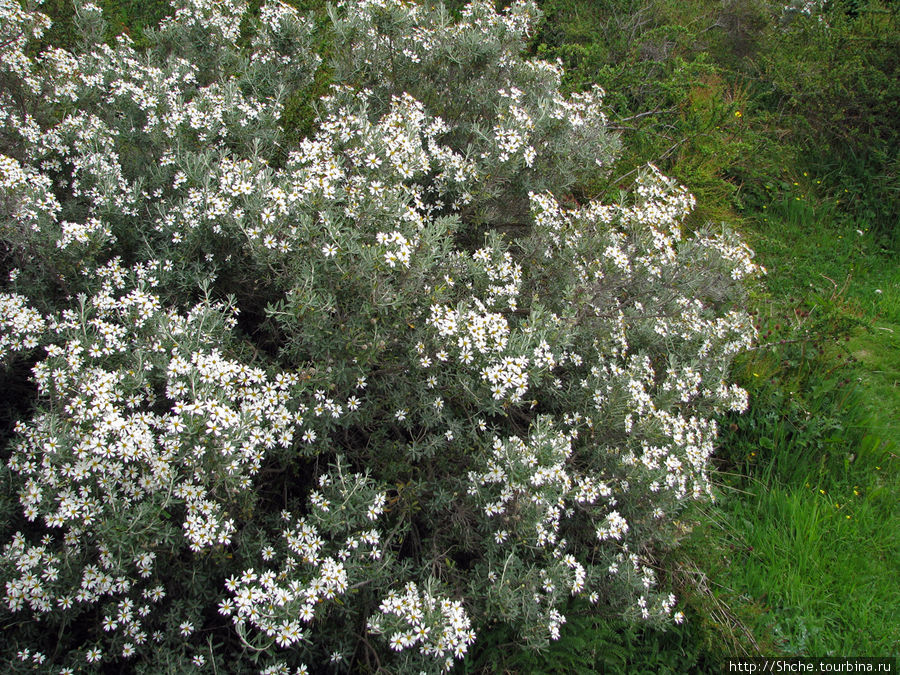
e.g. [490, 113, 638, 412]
[8, 0, 899, 670]
[513, 0, 900, 666]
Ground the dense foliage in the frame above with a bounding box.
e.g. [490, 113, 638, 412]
[532, 0, 898, 243]
[0, 0, 763, 672]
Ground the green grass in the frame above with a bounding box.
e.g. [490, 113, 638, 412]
[745, 176, 900, 451]
[464, 608, 719, 674]
[684, 198, 900, 657]
[687, 470, 899, 656]
[694, 384, 899, 655]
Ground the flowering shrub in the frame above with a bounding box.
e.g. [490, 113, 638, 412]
[0, 0, 762, 671]
[782, 0, 827, 21]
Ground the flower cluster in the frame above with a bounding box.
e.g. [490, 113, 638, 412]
[0, 0, 50, 96]
[377, 230, 416, 269]
[783, 0, 828, 22]
[330, 0, 619, 223]
[368, 582, 476, 672]
[3, 532, 63, 614]
[0, 292, 46, 360]
[0, 154, 62, 237]
[8, 263, 298, 536]
[467, 420, 574, 548]
[222, 462, 390, 667]
[472, 246, 523, 310]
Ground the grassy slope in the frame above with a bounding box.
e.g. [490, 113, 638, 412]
[701, 196, 900, 657]
[520, 0, 900, 666]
